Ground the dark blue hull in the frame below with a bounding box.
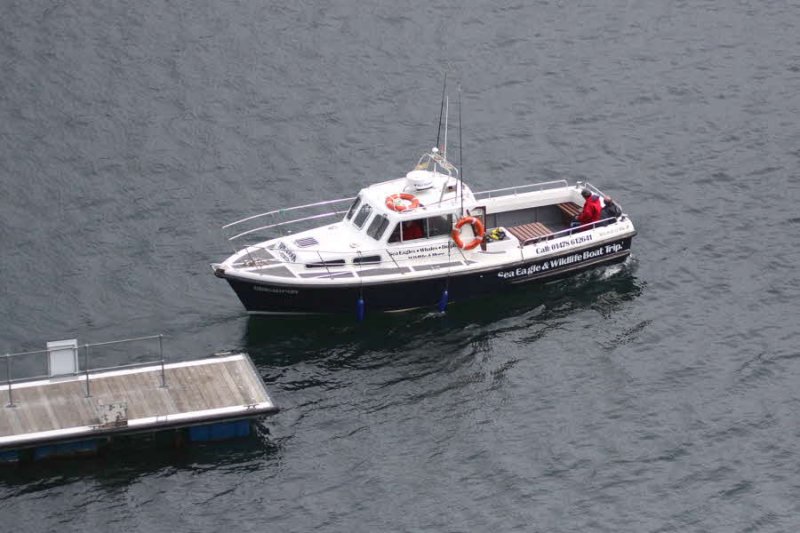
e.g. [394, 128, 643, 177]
[223, 237, 633, 314]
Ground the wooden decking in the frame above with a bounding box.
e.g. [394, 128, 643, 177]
[558, 202, 581, 219]
[0, 353, 277, 449]
[505, 222, 553, 243]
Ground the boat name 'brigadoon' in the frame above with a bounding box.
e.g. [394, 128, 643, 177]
[253, 285, 299, 295]
[497, 243, 624, 280]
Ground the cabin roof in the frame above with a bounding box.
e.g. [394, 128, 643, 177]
[358, 171, 474, 220]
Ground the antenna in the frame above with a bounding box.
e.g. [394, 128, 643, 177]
[435, 72, 447, 150]
[443, 96, 449, 159]
[458, 85, 464, 216]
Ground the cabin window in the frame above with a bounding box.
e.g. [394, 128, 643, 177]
[388, 220, 423, 242]
[427, 215, 452, 238]
[345, 197, 362, 220]
[388, 214, 453, 243]
[353, 203, 373, 229]
[389, 220, 421, 242]
[353, 255, 382, 265]
[306, 259, 346, 269]
[366, 214, 390, 240]
[388, 220, 418, 242]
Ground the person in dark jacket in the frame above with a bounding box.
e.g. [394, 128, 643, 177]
[571, 189, 602, 227]
[601, 196, 622, 221]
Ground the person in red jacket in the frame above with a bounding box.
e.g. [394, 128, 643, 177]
[402, 219, 424, 240]
[571, 189, 602, 228]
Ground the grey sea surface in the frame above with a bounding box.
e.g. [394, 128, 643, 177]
[2, 1, 800, 532]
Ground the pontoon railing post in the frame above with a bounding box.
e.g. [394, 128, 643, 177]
[5, 353, 13, 408]
[159, 334, 166, 388]
[83, 343, 91, 397]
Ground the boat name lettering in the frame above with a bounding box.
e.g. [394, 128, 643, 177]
[253, 285, 299, 295]
[498, 243, 623, 279]
[535, 234, 593, 254]
[389, 243, 450, 260]
[277, 242, 297, 263]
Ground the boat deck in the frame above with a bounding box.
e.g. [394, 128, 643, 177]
[0, 353, 277, 450]
[505, 222, 553, 243]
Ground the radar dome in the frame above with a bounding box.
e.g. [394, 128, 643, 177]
[405, 170, 435, 191]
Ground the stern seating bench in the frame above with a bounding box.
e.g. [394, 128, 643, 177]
[557, 202, 581, 221]
[506, 222, 552, 244]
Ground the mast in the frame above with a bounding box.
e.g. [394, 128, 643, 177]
[435, 73, 447, 152]
[458, 85, 464, 216]
[443, 96, 449, 159]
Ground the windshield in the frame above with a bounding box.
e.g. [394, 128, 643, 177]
[366, 214, 390, 240]
[353, 203, 373, 229]
[345, 196, 362, 220]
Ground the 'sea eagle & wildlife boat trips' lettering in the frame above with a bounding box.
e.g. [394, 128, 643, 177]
[212, 96, 636, 316]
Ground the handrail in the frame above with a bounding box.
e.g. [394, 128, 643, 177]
[581, 182, 606, 198]
[223, 196, 356, 229]
[474, 180, 569, 199]
[231, 239, 465, 270]
[71, 334, 163, 350]
[228, 210, 347, 241]
[4, 334, 163, 358]
[258, 238, 456, 261]
[220, 216, 627, 275]
[519, 217, 619, 247]
[3, 334, 167, 397]
[228, 179, 571, 232]
[82, 359, 165, 375]
[221, 178, 615, 253]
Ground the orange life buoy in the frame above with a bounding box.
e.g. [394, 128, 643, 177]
[451, 216, 485, 250]
[385, 193, 420, 212]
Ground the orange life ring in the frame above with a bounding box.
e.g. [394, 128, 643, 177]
[451, 216, 485, 250]
[386, 192, 419, 212]
[385, 193, 420, 212]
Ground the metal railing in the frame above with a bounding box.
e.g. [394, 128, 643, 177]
[217, 178, 620, 270]
[220, 180, 576, 248]
[226, 237, 469, 276]
[519, 216, 625, 247]
[4, 334, 167, 407]
[223, 197, 356, 244]
[223, 213, 626, 272]
[474, 179, 570, 200]
[578, 181, 607, 199]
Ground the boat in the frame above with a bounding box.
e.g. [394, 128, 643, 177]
[212, 103, 636, 316]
